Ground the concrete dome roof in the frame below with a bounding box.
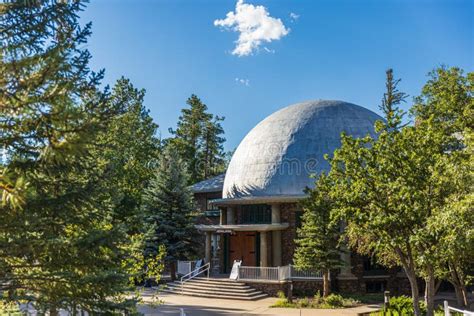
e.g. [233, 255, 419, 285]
[223, 100, 382, 200]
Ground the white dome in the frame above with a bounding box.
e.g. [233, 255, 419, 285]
[223, 100, 382, 199]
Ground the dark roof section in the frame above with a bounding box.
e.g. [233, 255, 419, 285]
[190, 173, 225, 193]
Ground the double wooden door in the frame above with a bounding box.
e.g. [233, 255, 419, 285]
[229, 232, 256, 266]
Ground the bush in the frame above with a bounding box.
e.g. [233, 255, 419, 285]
[386, 296, 427, 315]
[324, 294, 345, 307]
[0, 301, 22, 316]
[271, 292, 359, 309]
[313, 291, 323, 305]
[299, 297, 311, 308]
[276, 290, 286, 299]
[271, 291, 293, 308]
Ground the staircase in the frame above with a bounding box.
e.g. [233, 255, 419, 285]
[162, 277, 268, 300]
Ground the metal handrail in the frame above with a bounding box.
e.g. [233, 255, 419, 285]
[444, 300, 474, 316]
[237, 264, 324, 282]
[180, 262, 210, 294]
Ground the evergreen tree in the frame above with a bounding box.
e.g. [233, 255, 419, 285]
[0, 1, 154, 313]
[169, 94, 226, 183]
[293, 173, 342, 297]
[98, 77, 161, 233]
[141, 146, 198, 280]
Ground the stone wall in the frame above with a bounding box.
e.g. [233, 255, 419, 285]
[244, 280, 324, 297]
[280, 203, 299, 266]
[193, 192, 221, 259]
[246, 282, 288, 297]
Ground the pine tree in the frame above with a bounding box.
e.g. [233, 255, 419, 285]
[98, 77, 161, 233]
[0, 1, 147, 313]
[169, 94, 226, 183]
[141, 146, 198, 280]
[293, 173, 342, 297]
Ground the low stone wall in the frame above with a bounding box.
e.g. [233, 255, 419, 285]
[246, 282, 288, 297]
[244, 280, 324, 297]
[293, 280, 324, 297]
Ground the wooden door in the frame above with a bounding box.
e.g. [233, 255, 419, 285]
[229, 232, 256, 267]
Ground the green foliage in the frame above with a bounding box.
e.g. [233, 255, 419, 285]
[98, 77, 161, 233]
[1, 1, 159, 313]
[168, 94, 226, 183]
[293, 173, 342, 296]
[270, 292, 359, 309]
[276, 290, 286, 299]
[369, 296, 429, 316]
[141, 146, 198, 270]
[324, 294, 345, 307]
[328, 67, 473, 315]
[294, 173, 342, 270]
[0, 300, 21, 316]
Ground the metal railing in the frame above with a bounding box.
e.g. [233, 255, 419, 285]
[180, 262, 210, 294]
[238, 266, 280, 281]
[290, 265, 324, 279]
[237, 264, 323, 282]
[444, 300, 474, 316]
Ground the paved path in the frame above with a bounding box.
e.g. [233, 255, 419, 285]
[139, 291, 381, 316]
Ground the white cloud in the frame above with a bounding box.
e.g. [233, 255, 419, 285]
[263, 47, 275, 54]
[235, 77, 250, 86]
[214, 0, 289, 57]
[289, 12, 299, 22]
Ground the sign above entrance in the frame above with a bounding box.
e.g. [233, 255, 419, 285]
[216, 229, 234, 234]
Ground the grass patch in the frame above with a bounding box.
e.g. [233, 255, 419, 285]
[271, 291, 360, 309]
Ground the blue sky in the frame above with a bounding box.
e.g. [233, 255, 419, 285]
[81, 0, 473, 150]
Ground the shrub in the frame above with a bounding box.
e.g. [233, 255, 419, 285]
[276, 290, 286, 299]
[0, 301, 22, 316]
[299, 297, 310, 308]
[313, 291, 323, 305]
[368, 296, 431, 315]
[271, 291, 293, 308]
[324, 294, 345, 307]
[270, 292, 359, 309]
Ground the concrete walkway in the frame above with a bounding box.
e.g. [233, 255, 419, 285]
[139, 291, 382, 316]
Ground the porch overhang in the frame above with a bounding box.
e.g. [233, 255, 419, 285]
[195, 223, 289, 232]
[210, 195, 306, 206]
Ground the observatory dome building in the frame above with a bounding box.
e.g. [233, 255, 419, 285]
[223, 100, 381, 200]
[190, 100, 404, 296]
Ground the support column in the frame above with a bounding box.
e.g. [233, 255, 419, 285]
[260, 232, 269, 267]
[220, 208, 226, 225]
[271, 204, 282, 266]
[339, 250, 354, 277]
[271, 204, 281, 223]
[338, 222, 356, 279]
[226, 207, 234, 225]
[205, 231, 212, 264]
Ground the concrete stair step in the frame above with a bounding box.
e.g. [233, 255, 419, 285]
[186, 278, 246, 286]
[177, 281, 251, 290]
[168, 282, 255, 292]
[161, 288, 268, 301]
[166, 283, 260, 295]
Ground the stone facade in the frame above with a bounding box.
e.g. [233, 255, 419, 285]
[243, 280, 324, 297]
[193, 191, 415, 297]
[280, 203, 300, 265]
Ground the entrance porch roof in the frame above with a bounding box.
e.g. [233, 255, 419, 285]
[195, 223, 289, 232]
[210, 195, 306, 206]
